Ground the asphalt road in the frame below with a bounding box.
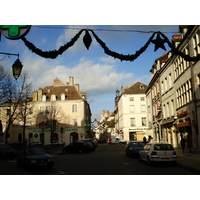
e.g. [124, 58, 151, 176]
[27, 143, 196, 175]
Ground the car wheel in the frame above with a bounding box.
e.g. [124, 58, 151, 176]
[147, 156, 152, 166]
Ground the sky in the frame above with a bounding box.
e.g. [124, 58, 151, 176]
[0, 25, 179, 120]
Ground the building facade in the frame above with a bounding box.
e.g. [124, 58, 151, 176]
[114, 82, 152, 142]
[0, 76, 91, 145]
[146, 25, 200, 150]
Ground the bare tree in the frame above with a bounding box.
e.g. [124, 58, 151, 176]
[0, 66, 32, 143]
[36, 102, 69, 144]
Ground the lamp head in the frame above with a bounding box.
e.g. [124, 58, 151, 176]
[12, 58, 23, 80]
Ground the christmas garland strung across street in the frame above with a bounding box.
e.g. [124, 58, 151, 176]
[20, 29, 200, 62]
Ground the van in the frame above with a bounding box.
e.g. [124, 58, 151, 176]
[107, 137, 120, 145]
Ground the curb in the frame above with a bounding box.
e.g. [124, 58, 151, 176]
[176, 162, 200, 174]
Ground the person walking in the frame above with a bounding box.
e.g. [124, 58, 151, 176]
[180, 137, 186, 153]
[186, 135, 192, 153]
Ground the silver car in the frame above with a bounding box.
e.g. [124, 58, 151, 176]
[139, 143, 177, 166]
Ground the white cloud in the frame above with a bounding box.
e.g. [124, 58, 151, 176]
[24, 55, 133, 97]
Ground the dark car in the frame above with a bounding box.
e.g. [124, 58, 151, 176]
[62, 141, 91, 154]
[125, 141, 145, 158]
[17, 145, 54, 170]
[0, 144, 17, 159]
[78, 139, 95, 151]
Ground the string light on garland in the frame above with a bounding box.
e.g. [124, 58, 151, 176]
[8, 28, 200, 62]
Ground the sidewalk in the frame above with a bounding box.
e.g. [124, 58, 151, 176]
[175, 147, 200, 174]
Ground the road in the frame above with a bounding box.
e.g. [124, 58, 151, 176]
[12, 143, 196, 175]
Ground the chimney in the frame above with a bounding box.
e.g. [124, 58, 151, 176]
[75, 83, 79, 92]
[69, 76, 74, 86]
[38, 88, 43, 101]
[32, 91, 38, 101]
[172, 34, 181, 47]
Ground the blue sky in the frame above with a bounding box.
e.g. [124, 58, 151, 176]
[0, 25, 179, 120]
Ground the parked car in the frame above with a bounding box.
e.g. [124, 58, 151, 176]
[17, 145, 54, 170]
[46, 140, 65, 147]
[62, 141, 91, 154]
[78, 139, 96, 151]
[0, 144, 17, 159]
[139, 143, 177, 166]
[125, 141, 145, 158]
[29, 141, 42, 146]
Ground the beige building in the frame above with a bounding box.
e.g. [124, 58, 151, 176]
[146, 25, 200, 150]
[114, 82, 151, 142]
[0, 76, 91, 145]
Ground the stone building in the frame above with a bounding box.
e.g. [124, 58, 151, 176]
[114, 82, 152, 142]
[146, 25, 200, 150]
[0, 76, 91, 145]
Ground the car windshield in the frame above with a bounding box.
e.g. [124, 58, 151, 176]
[129, 142, 144, 147]
[154, 144, 174, 150]
[25, 147, 47, 155]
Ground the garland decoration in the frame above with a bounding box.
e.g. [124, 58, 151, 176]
[20, 28, 200, 62]
[21, 29, 85, 59]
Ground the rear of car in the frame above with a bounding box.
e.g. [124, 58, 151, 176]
[126, 141, 145, 158]
[139, 143, 177, 165]
[62, 141, 90, 154]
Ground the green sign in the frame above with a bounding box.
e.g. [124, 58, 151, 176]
[0, 25, 31, 40]
[33, 128, 78, 132]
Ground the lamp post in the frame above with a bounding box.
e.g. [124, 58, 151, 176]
[0, 52, 23, 80]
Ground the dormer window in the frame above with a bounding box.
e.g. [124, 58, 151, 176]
[42, 94, 46, 102]
[51, 94, 56, 101]
[61, 93, 65, 101]
[140, 85, 144, 89]
[47, 89, 51, 93]
[65, 89, 68, 92]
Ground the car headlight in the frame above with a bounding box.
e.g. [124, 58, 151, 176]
[30, 160, 37, 163]
[48, 158, 53, 162]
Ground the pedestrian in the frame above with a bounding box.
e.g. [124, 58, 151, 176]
[186, 135, 192, 153]
[143, 136, 147, 143]
[180, 137, 186, 153]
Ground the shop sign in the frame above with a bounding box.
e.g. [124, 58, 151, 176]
[177, 110, 188, 117]
[0, 25, 31, 40]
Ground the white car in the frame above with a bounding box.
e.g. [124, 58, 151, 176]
[139, 143, 177, 166]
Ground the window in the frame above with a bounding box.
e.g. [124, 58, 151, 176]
[130, 105, 135, 113]
[73, 119, 78, 126]
[6, 109, 10, 116]
[141, 105, 146, 112]
[18, 108, 23, 115]
[72, 104, 77, 112]
[129, 97, 134, 101]
[61, 93, 65, 101]
[29, 107, 33, 115]
[52, 106, 56, 114]
[141, 97, 145, 101]
[42, 94, 46, 102]
[130, 118, 135, 126]
[142, 117, 147, 126]
[51, 94, 56, 101]
[40, 107, 44, 114]
[46, 106, 50, 114]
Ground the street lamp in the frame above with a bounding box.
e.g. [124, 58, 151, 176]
[12, 58, 23, 80]
[0, 52, 23, 80]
